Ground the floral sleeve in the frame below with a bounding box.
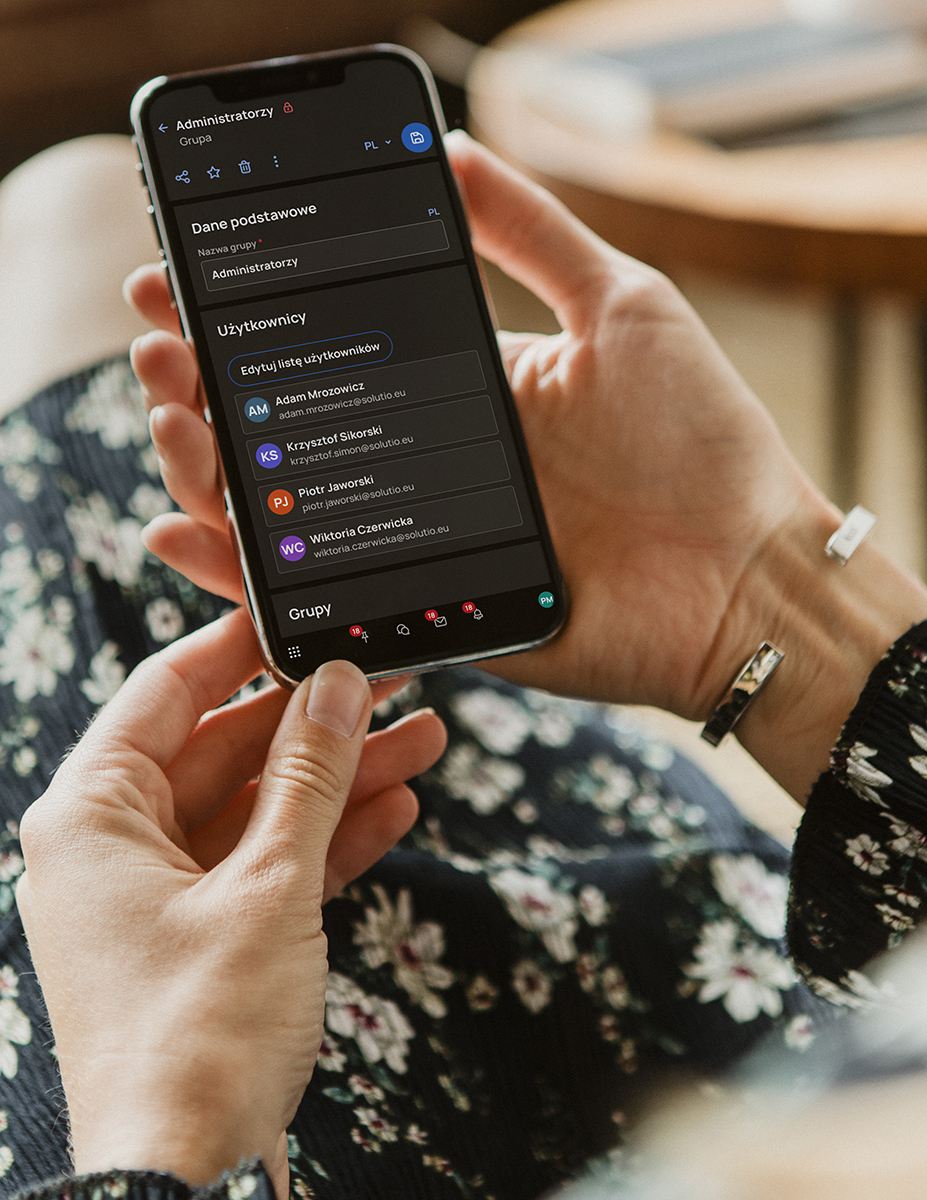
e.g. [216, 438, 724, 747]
[788, 620, 927, 1000]
[9, 1159, 275, 1200]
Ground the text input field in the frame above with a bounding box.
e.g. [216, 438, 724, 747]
[202, 220, 449, 291]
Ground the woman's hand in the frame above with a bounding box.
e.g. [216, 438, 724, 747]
[124, 134, 812, 720]
[126, 134, 927, 800]
[16, 608, 446, 1195]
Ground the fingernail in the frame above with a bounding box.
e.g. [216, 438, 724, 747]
[305, 660, 369, 738]
[387, 707, 437, 729]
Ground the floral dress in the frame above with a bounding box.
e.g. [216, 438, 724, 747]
[0, 358, 900, 1200]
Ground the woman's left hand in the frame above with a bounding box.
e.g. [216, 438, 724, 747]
[16, 608, 446, 1196]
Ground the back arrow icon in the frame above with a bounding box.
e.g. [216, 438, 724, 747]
[158, 123, 168, 132]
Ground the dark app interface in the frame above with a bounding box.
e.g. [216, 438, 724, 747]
[146, 57, 559, 673]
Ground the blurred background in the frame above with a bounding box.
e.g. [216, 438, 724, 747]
[5, 0, 927, 836]
[0, 0, 539, 177]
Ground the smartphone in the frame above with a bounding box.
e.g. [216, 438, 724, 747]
[131, 46, 565, 685]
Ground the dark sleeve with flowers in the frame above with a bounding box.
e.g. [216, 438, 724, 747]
[9, 1161, 275, 1200]
[789, 621, 927, 999]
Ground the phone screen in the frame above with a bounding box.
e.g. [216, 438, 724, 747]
[133, 49, 564, 682]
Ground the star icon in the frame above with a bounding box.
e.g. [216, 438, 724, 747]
[207, 165, 220, 179]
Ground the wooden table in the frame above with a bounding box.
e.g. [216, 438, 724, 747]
[468, 0, 927, 508]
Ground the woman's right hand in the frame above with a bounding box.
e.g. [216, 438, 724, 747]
[127, 133, 927, 801]
[17, 609, 446, 1196]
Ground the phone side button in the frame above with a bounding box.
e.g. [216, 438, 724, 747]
[161, 261, 177, 307]
[226, 508, 252, 620]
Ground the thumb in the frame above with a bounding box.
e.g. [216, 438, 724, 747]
[234, 659, 372, 890]
[445, 129, 612, 330]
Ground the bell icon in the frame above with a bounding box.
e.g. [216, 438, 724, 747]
[283, 102, 294, 113]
